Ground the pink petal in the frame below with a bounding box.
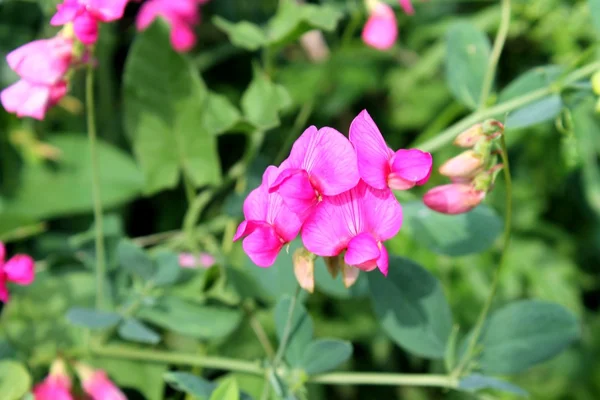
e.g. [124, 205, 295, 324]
[1, 80, 52, 120]
[377, 244, 389, 276]
[50, 0, 82, 25]
[349, 110, 393, 190]
[423, 183, 486, 215]
[361, 182, 403, 240]
[0, 275, 9, 302]
[362, 2, 398, 50]
[344, 232, 380, 271]
[3, 254, 35, 285]
[170, 23, 197, 52]
[73, 12, 100, 45]
[398, 0, 415, 15]
[388, 149, 433, 189]
[49, 81, 68, 106]
[0, 242, 5, 264]
[269, 168, 317, 218]
[6, 38, 73, 85]
[136, 0, 161, 30]
[33, 376, 73, 400]
[233, 220, 266, 241]
[302, 195, 354, 257]
[284, 125, 318, 168]
[242, 225, 284, 267]
[89, 0, 129, 21]
[82, 370, 126, 400]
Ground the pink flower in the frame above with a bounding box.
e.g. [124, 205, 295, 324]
[137, 0, 207, 52]
[6, 37, 73, 85]
[423, 183, 486, 214]
[269, 126, 360, 220]
[0, 242, 35, 302]
[76, 364, 126, 400]
[399, 0, 415, 15]
[33, 359, 73, 400]
[349, 110, 432, 191]
[438, 150, 484, 179]
[301, 180, 402, 276]
[1, 79, 67, 120]
[178, 252, 215, 269]
[233, 165, 303, 267]
[51, 0, 130, 45]
[362, 0, 398, 50]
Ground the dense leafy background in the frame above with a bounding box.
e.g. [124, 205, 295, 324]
[0, 0, 599, 399]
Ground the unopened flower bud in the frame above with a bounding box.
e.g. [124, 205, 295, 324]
[33, 358, 73, 400]
[75, 363, 126, 400]
[482, 119, 504, 136]
[454, 124, 485, 148]
[439, 150, 484, 179]
[293, 248, 316, 293]
[323, 255, 342, 278]
[423, 183, 486, 215]
[341, 262, 360, 288]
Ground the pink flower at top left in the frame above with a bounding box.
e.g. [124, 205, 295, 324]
[0, 242, 35, 303]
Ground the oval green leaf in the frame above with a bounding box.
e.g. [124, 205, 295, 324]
[118, 318, 161, 345]
[300, 339, 353, 375]
[66, 307, 121, 329]
[0, 361, 31, 400]
[275, 295, 314, 366]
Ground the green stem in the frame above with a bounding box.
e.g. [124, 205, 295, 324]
[478, 0, 511, 109]
[273, 287, 300, 368]
[454, 134, 513, 376]
[182, 172, 196, 207]
[309, 373, 457, 388]
[86, 64, 107, 311]
[417, 61, 600, 153]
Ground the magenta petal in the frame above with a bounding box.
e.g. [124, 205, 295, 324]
[302, 196, 352, 257]
[349, 110, 393, 190]
[89, 0, 129, 21]
[390, 149, 433, 183]
[233, 220, 265, 241]
[170, 23, 196, 52]
[0, 242, 5, 264]
[0, 276, 8, 303]
[50, 0, 81, 25]
[344, 232, 380, 271]
[73, 12, 100, 45]
[6, 38, 73, 85]
[361, 3, 398, 50]
[361, 183, 403, 240]
[1, 80, 52, 120]
[242, 225, 284, 267]
[270, 168, 317, 218]
[285, 125, 319, 168]
[398, 0, 415, 15]
[3, 255, 34, 285]
[377, 244, 389, 276]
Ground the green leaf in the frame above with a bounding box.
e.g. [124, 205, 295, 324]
[505, 95, 563, 129]
[93, 357, 166, 400]
[241, 66, 292, 130]
[590, 0, 600, 34]
[209, 377, 239, 400]
[367, 256, 453, 359]
[459, 374, 527, 397]
[138, 297, 242, 340]
[213, 17, 267, 50]
[402, 201, 503, 256]
[445, 22, 491, 109]
[117, 239, 156, 281]
[165, 372, 214, 398]
[300, 339, 353, 375]
[118, 318, 160, 344]
[152, 250, 181, 287]
[123, 20, 221, 194]
[498, 65, 563, 103]
[66, 307, 121, 329]
[475, 300, 580, 374]
[572, 99, 600, 215]
[0, 361, 31, 400]
[204, 93, 242, 135]
[0, 135, 143, 220]
[275, 295, 314, 366]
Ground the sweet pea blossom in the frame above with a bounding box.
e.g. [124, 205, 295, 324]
[1, 80, 68, 120]
[349, 110, 432, 191]
[362, 0, 398, 50]
[423, 183, 486, 214]
[50, 0, 130, 45]
[76, 363, 126, 400]
[33, 359, 73, 400]
[137, 0, 210, 52]
[234, 165, 303, 267]
[269, 126, 360, 220]
[6, 37, 73, 85]
[302, 180, 403, 276]
[0, 242, 35, 302]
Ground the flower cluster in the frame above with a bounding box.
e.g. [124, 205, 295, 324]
[0, 241, 35, 302]
[423, 121, 505, 214]
[234, 110, 432, 287]
[362, 0, 416, 50]
[33, 359, 126, 400]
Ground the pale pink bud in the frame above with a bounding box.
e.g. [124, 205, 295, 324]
[33, 359, 73, 400]
[362, 0, 398, 50]
[76, 364, 126, 400]
[293, 248, 315, 293]
[323, 255, 341, 279]
[341, 263, 360, 288]
[438, 150, 484, 179]
[178, 252, 215, 269]
[423, 183, 486, 215]
[453, 124, 485, 148]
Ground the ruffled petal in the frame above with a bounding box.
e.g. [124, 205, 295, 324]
[242, 225, 284, 267]
[270, 168, 317, 218]
[3, 255, 35, 285]
[233, 220, 266, 241]
[344, 232, 380, 271]
[361, 2, 398, 50]
[89, 0, 129, 21]
[50, 0, 81, 26]
[377, 244, 389, 276]
[73, 12, 100, 45]
[361, 182, 403, 240]
[170, 23, 196, 52]
[301, 195, 354, 257]
[285, 125, 319, 169]
[390, 149, 432, 184]
[349, 110, 392, 190]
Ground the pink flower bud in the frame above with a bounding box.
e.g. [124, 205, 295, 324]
[0, 241, 35, 303]
[453, 124, 485, 148]
[423, 183, 485, 215]
[362, 0, 398, 50]
[341, 262, 360, 288]
[438, 150, 484, 179]
[76, 364, 126, 400]
[33, 359, 73, 400]
[293, 248, 315, 293]
[178, 252, 215, 269]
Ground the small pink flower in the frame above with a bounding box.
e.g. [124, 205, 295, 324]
[76, 364, 126, 400]
[362, 0, 398, 50]
[6, 37, 73, 85]
[1, 79, 67, 120]
[423, 183, 486, 214]
[399, 0, 415, 15]
[137, 0, 207, 52]
[438, 150, 484, 179]
[33, 359, 73, 400]
[302, 180, 402, 276]
[51, 0, 130, 45]
[234, 165, 303, 267]
[0, 241, 35, 303]
[269, 126, 360, 220]
[349, 110, 432, 191]
[178, 252, 215, 269]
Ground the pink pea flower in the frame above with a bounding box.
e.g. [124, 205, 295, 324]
[50, 0, 130, 45]
[178, 252, 215, 269]
[137, 0, 209, 52]
[6, 37, 73, 85]
[76, 364, 126, 400]
[234, 165, 303, 267]
[302, 180, 403, 276]
[399, 0, 415, 15]
[33, 359, 73, 400]
[0, 241, 35, 302]
[349, 109, 432, 191]
[269, 126, 360, 220]
[423, 183, 486, 215]
[1, 80, 67, 120]
[362, 0, 398, 51]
